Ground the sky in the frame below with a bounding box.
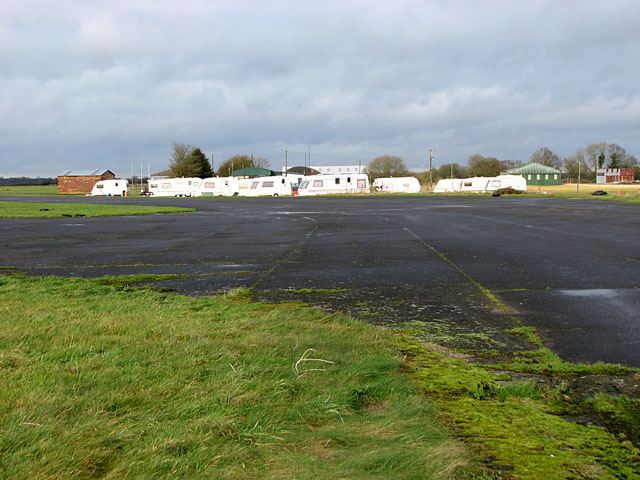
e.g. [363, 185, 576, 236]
[1, 0, 639, 177]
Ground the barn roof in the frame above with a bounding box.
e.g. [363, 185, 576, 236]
[502, 162, 561, 175]
[58, 169, 114, 177]
[232, 167, 280, 177]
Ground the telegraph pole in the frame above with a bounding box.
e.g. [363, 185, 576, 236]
[429, 149, 435, 191]
[285, 150, 288, 176]
[577, 161, 581, 194]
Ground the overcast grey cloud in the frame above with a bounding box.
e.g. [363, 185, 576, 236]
[1, 0, 639, 177]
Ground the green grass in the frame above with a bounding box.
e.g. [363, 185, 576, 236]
[0, 201, 195, 218]
[0, 275, 472, 479]
[0, 185, 59, 196]
[399, 334, 640, 479]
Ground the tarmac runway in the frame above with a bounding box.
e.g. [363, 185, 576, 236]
[2, 195, 639, 366]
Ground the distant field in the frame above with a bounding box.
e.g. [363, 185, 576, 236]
[529, 183, 640, 195]
[0, 185, 59, 195]
[0, 201, 195, 218]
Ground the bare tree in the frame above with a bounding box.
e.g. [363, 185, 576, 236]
[253, 157, 271, 169]
[530, 147, 562, 169]
[584, 142, 608, 172]
[169, 142, 197, 177]
[563, 149, 591, 182]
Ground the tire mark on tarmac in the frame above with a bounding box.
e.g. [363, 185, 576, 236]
[249, 217, 318, 290]
[403, 227, 510, 313]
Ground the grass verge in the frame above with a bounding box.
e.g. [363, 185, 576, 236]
[399, 331, 640, 479]
[0, 201, 195, 218]
[0, 275, 473, 479]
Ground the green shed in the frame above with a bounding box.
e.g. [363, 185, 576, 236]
[501, 162, 561, 186]
[232, 167, 281, 178]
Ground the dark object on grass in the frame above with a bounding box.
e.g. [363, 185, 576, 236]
[39, 208, 49, 211]
[495, 187, 524, 195]
[492, 193, 501, 197]
[74, 214, 86, 217]
[591, 190, 608, 196]
[61, 214, 73, 217]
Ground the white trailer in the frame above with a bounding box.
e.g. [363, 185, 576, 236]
[296, 174, 370, 196]
[196, 177, 240, 197]
[372, 176, 421, 193]
[433, 175, 526, 193]
[459, 175, 527, 193]
[90, 179, 129, 196]
[237, 176, 292, 196]
[433, 179, 463, 193]
[146, 177, 201, 197]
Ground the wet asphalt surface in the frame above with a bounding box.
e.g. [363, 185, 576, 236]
[1, 195, 639, 366]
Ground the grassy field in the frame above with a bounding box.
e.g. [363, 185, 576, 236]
[2, 275, 639, 479]
[0, 201, 195, 218]
[0, 275, 472, 479]
[0, 185, 59, 196]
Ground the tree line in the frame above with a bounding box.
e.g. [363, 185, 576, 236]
[366, 142, 638, 183]
[0, 177, 57, 186]
[167, 142, 271, 178]
[166, 141, 638, 184]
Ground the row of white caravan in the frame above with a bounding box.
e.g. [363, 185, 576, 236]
[433, 175, 527, 193]
[145, 174, 373, 197]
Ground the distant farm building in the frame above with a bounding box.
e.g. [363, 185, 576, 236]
[314, 165, 365, 175]
[501, 162, 561, 186]
[57, 169, 116, 195]
[596, 168, 634, 184]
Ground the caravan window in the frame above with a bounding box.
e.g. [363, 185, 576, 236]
[162, 183, 171, 189]
[491, 180, 501, 187]
[262, 181, 274, 188]
[347, 177, 351, 182]
[357, 179, 366, 188]
[150, 183, 158, 188]
[313, 180, 323, 187]
[250, 181, 259, 189]
[299, 180, 309, 189]
[464, 181, 472, 187]
[335, 178, 341, 185]
[205, 182, 215, 188]
[95, 184, 104, 189]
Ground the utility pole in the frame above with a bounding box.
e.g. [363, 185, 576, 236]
[285, 150, 288, 176]
[577, 161, 581, 194]
[450, 163, 453, 179]
[308, 145, 311, 166]
[429, 149, 434, 191]
[211, 153, 214, 174]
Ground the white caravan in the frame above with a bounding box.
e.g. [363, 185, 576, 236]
[433, 175, 527, 193]
[90, 179, 129, 196]
[296, 174, 370, 196]
[237, 176, 292, 197]
[147, 177, 201, 197]
[196, 177, 240, 197]
[433, 179, 464, 193]
[373, 177, 422, 193]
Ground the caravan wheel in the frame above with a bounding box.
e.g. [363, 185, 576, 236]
[273, 193, 279, 197]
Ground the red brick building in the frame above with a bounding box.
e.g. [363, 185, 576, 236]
[57, 169, 116, 195]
